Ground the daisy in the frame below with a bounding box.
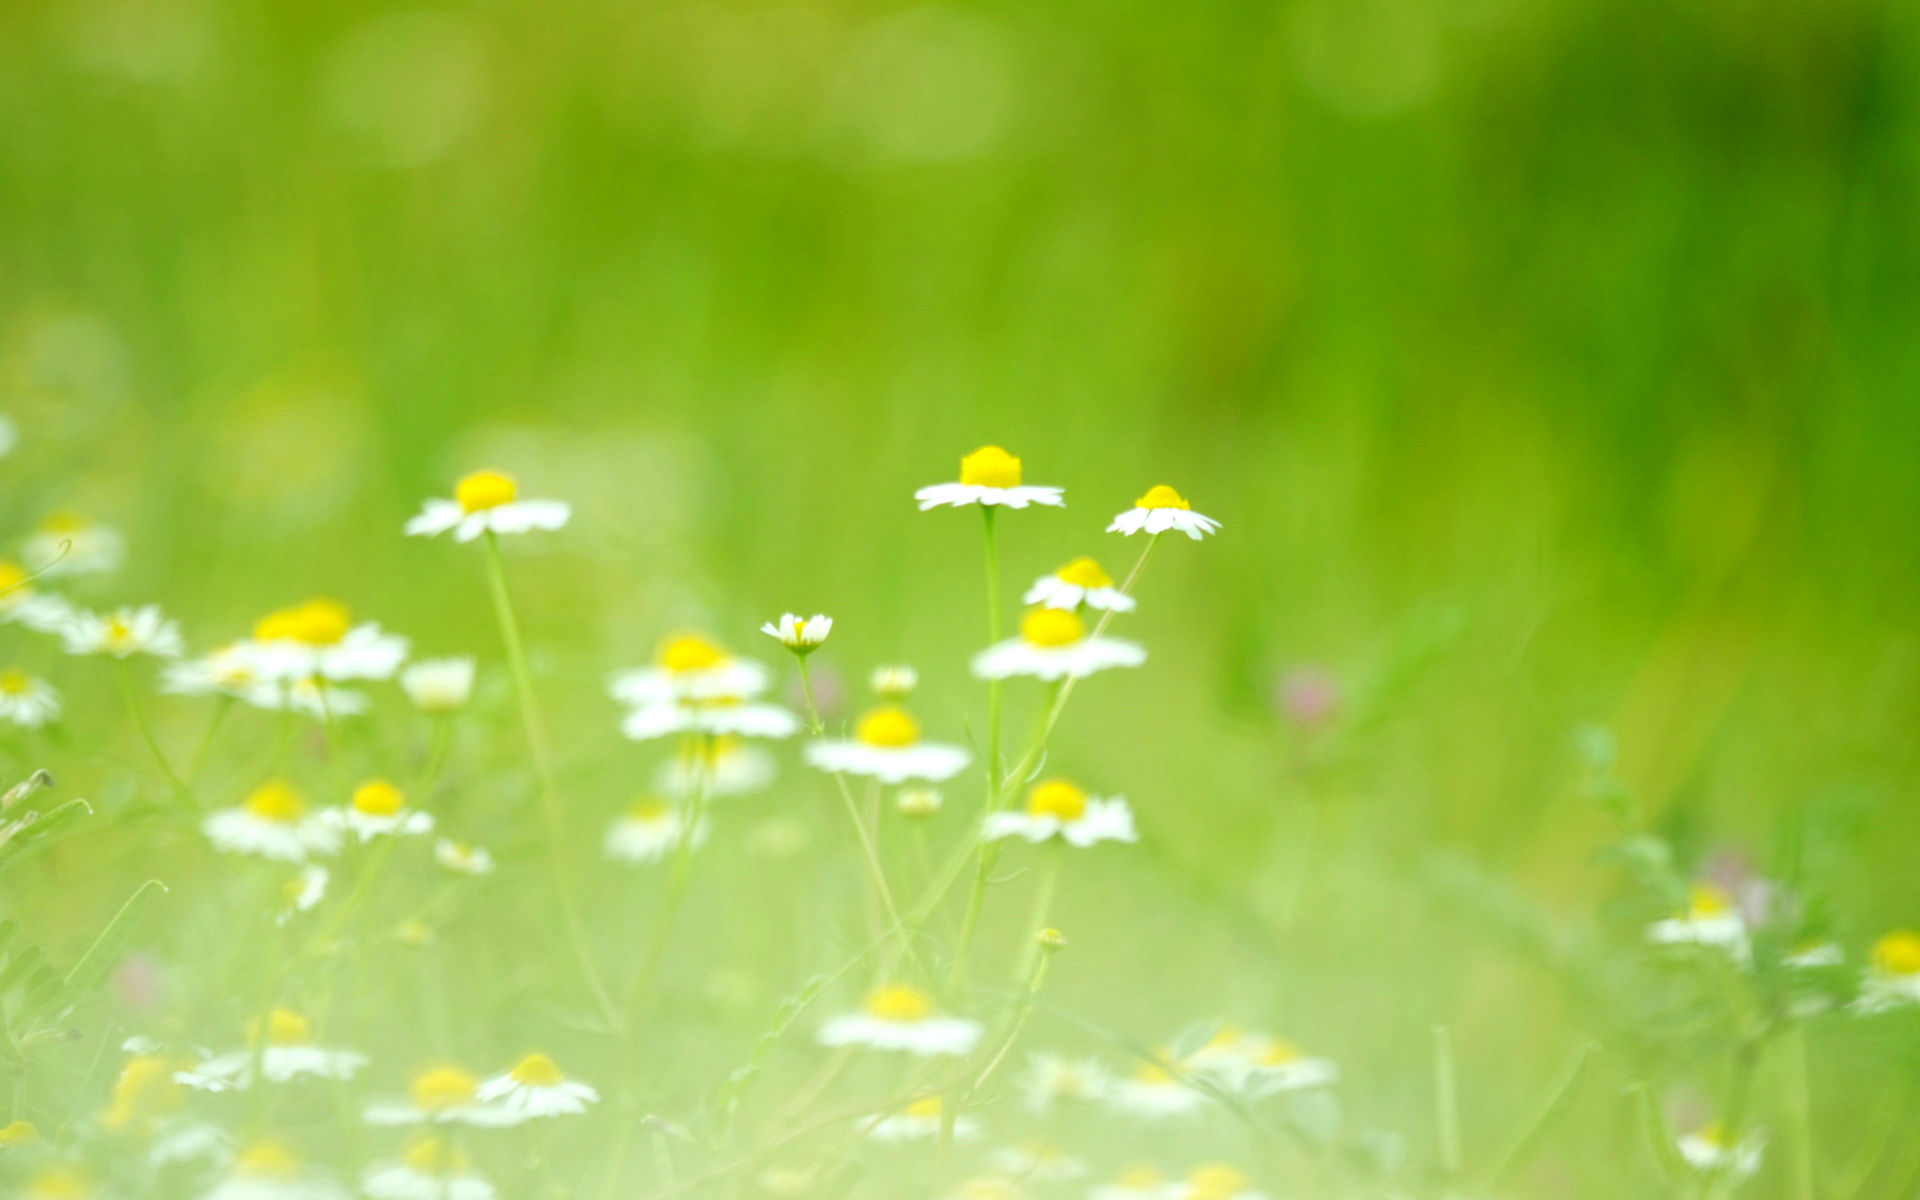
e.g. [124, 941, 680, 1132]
[654, 736, 775, 798]
[604, 798, 706, 864]
[1105, 1059, 1205, 1119]
[803, 706, 971, 784]
[0, 559, 76, 634]
[0, 669, 60, 728]
[149, 1119, 235, 1168]
[203, 1140, 348, 1200]
[609, 634, 772, 706]
[817, 983, 983, 1056]
[1647, 882, 1751, 965]
[175, 1009, 367, 1090]
[971, 608, 1146, 682]
[363, 1138, 496, 1200]
[99, 1052, 187, 1135]
[1173, 1164, 1268, 1200]
[164, 644, 267, 701]
[621, 696, 800, 741]
[263, 677, 372, 721]
[1107, 485, 1220, 540]
[762, 613, 832, 653]
[989, 1142, 1087, 1182]
[244, 599, 408, 684]
[365, 1065, 518, 1128]
[23, 511, 124, 577]
[405, 469, 570, 542]
[203, 782, 341, 863]
[1023, 557, 1136, 613]
[867, 1096, 981, 1143]
[474, 1054, 598, 1119]
[1092, 1165, 1175, 1200]
[400, 658, 476, 714]
[62, 605, 183, 659]
[275, 866, 329, 926]
[1185, 1030, 1337, 1094]
[983, 779, 1137, 847]
[869, 664, 918, 699]
[895, 787, 943, 818]
[319, 779, 433, 843]
[1019, 1053, 1113, 1114]
[1677, 1122, 1763, 1180]
[915, 445, 1064, 511]
[434, 839, 495, 876]
[1854, 929, 1920, 1013]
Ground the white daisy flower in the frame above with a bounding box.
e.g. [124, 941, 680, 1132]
[363, 1137, 496, 1200]
[62, 605, 183, 659]
[364, 1066, 520, 1128]
[434, 839, 495, 876]
[971, 608, 1146, 682]
[621, 697, 800, 741]
[100, 1051, 190, 1135]
[164, 643, 267, 700]
[867, 1096, 981, 1143]
[0, 669, 60, 728]
[988, 1142, 1087, 1182]
[1107, 485, 1221, 540]
[604, 798, 706, 864]
[654, 736, 775, 798]
[473, 1054, 598, 1119]
[203, 782, 341, 863]
[175, 1009, 367, 1091]
[1091, 1165, 1176, 1200]
[869, 663, 918, 699]
[983, 780, 1136, 848]
[1647, 883, 1751, 966]
[1677, 1123, 1763, 1180]
[319, 779, 433, 843]
[1182, 1029, 1338, 1094]
[761, 613, 832, 653]
[818, 983, 983, 1057]
[803, 706, 971, 784]
[609, 634, 772, 706]
[257, 677, 372, 721]
[1019, 1053, 1113, 1114]
[23, 511, 124, 577]
[400, 658, 476, 715]
[1105, 1059, 1205, 1119]
[243, 599, 408, 684]
[275, 866, 329, 926]
[895, 787, 943, 818]
[404, 469, 570, 542]
[203, 1141, 349, 1200]
[1024, 557, 1136, 613]
[915, 445, 1065, 511]
[1854, 929, 1920, 1013]
[1170, 1164, 1267, 1200]
[149, 1118, 234, 1167]
[0, 560, 76, 635]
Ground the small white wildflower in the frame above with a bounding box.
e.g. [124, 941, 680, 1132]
[761, 613, 832, 653]
[818, 984, 983, 1057]
[1023, 557, 1136, 613]
[203, 782, 341, 863]
[0, 669, 60, 728]
[400, 657, 475, 714]
[405, 469, 569, 541]
[971, 608, 1145, 682]
[803, 706, 971, 784]
[915, 446, 1064, 511]
[1107, 485, 1220, 540]
[983, 780, 1136, 848]
[62, 605, 184, 659]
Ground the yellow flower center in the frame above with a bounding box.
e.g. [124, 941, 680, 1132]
[0, 668, 33, 695]
[958, 445, 1022, 488]
[25, 1168, 89, 1200]
[352, 779, 406, 817]
[0, 1119, 39, 1145]
[254, 598, 352, 645]
[100, 1055, 183, 1130]
[104, 615, 133, 646]
[864, 983, 934, 1023]
[904, 1095, 943, 1120]
[855, 706, 920, 748]
[254, 1007, 312, 1046]
[234, 1140, 300, 1178]
[1872, 929, 1920, 976]
[39, 510, 89, 534]
[1020, 607, 1085, 647]
[1256, 1038, 1301, 1066]
[1693, 1121, 1729, 1148]
[1116, 1165, 1165, 1188]
[628, 798, 671, 822]
[1188, 1164, 1251, 1199]
[455, 469, 518, 513]
[244, 781, 306, 823]
[403, 1137, 467, 1175]
[508, 1052, 566, 1087]
[0, 561, 30, 596]
[411, 1065, 479, 1112]
[1136, 484, 1191, 510]
[1055, 557, 1114, 589]
[1687, 883, 1733, 919]
[1026, 779, 1088, 822]
[1135, 1061, 1175, 1084]
[659, 634, 727, 673]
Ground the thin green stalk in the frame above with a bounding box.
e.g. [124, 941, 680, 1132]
[981, 506, 1003, 785]
[1478, 1039, 1597, 1190]
[795, 657, 826, 736]
[480, 532, 622, 1032]
[1007, 844, 1061, 987]
[827, 769, 921, 974]
[113, 659, 194, 809]
[187, 695, 235, 784]
[1434, 1024, 1462, 1192]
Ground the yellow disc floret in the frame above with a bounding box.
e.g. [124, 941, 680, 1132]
[256, 1008, 313, 1046]
[0, 1119, 39, 1145]
[903, 1095, 942, 1120]
[455, 469, 518, 513]
[352, 779, 406, 817]
[508, 1052, 566, 1087]
[855, 706, 920, 748]
[404, 1137, 467, 1175]
[1026, 779, 1088, 822]
[244, 780, 306, 823]
[254, 598, 352, 645]
[1187, 1164, 1252, 1200]
[0, 668, 33, 695]
[233, 1140, 300, 1178]
[411, 1065, 479, 1112]
[1872, 929, 1920, 977]
[1135, 484, 1191, 510]
[863, 983, 934, 1023]
[958, 445, 1022, 489]
[1020, 607, 1085, 647]
[1055, 557, 1114, 589]
[25, 1168, 91, 1200]
[0, 560, 31, 599]
[1687, 883, 1733, 918]
[1256, 1038, 1302, 1066]
[658, 634, 727, 673]
[628, 797, 671, 822]
[99, 1055, 184, 1132]
[1116, 1165, 1165, 1188]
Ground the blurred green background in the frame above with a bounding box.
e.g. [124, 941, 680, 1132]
[5, 0, 1920, 1191]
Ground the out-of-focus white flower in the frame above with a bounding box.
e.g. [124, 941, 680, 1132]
[243, 599, 408, 684]
[364, 1066, 519, 1128]
[1647, 883, 1751, 966]
[804, 706, 971, 783]
[203, 782, 341, 863]
[1091, 1165, 1176, 1200]
[869, 664, 919, 699]
[363, 1137, 496, 1200]
[818, 984, 982, 1056]
[1676, 1123, 1763, 1180]
[318, 779, 433, 843]
[275, 866, 330, 926]
[983, 780, 1136, 848]
[22, 511, 123, 577]
[1019, 1053, 1113, 1114]
[895, 787, 943, 818]
[604, 799, 705, 864]
[1181, 1029, 1338, 1094]
[62, 605, 184, 659]
[609, 634, 771, 706]
[203, 1140, 349, 1200]
[400, 658, 475, 714]
[988, 1142, 1087, 1182]
[761, 613, 832, 653]
[1107, 485, 1220, 540]
[654, 737, 775, 798]
[915, 446, 1064, 511]
[867, 1095, 980, 1143]
[1104, 1059, 1205, 1119]
[0, 669, 60, 728]
[622, 697, 800, 741]
[1854, 929, 1920, 1013]
[0, 560, 74, 636]
[971, 608, 1145, 682]
[473, 1054, 598, 1119]
[1167, 1164, 1268, 1200]
[405, 470, 569, 542]
[1024, 557, 1135, 613]
[165, 644, 267, 700]
[175, 1009, 367, 1091]
[434, 839, 495, 876]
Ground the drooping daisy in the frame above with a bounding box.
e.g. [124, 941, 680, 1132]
[175, 1009, 367, 1091]
[983, 779, 1137, 848]
[275, 866, 329, 926]
[1854, 929, 1920, 1013]
[399, 658, 476, 715]
[1676, 1122, 1763, 1180]
[0, 669, 60, 728]
[621, 696, 800, 741]
[1647, 882, 1751, 965]
[1105, 1058, 1205, 1119]
[915, 445, 1065, 511]
[653, 736, 775, 798]
[1174, 1164, 1268, 1200]
[762, 613, 832, 653]
[1024, 557, 1136, 613]
[818, 983, 983, 1056]
[364, 1065, 517, 1128]
[244, 599, 409, 684]
[803, 706, 971, 784]
[867, 1096, 981, 1143]
[1092, 1165, 1175, 1200]
[23, 511, 124, 577]
[474, 1054, 598, 1119]
[604, 798, 706, 864]
[0, 559, 75, 634]
[203, 782, 341, 863]
[203, 1139, 348, 1200]
[62, 605, 184, 659]
[319, 779, 433, 843]
[609, 634, 772, 706]
[405, 469, 570, 542]
[971, 608, 1146, 682]
[988, 1142, 1087, 1182]
[869, 664, 918, 699]
[1107, 485, 1220, 540]
[363, 1137, 496, 1200]
[1019, 1053, 1113, 1114]
[434, 839, 495, 876]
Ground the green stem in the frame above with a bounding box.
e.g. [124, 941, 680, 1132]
[1008, 844, 1061, 987]
[187, 696, 235, 784]
[982, 507, 1003, 786]
[113, 659, 193, 809]
[1434, 1024, 1462, 1192]
[796, 657, 826, 736]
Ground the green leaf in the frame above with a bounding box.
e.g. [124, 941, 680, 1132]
[60, 879, 167, 1003]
